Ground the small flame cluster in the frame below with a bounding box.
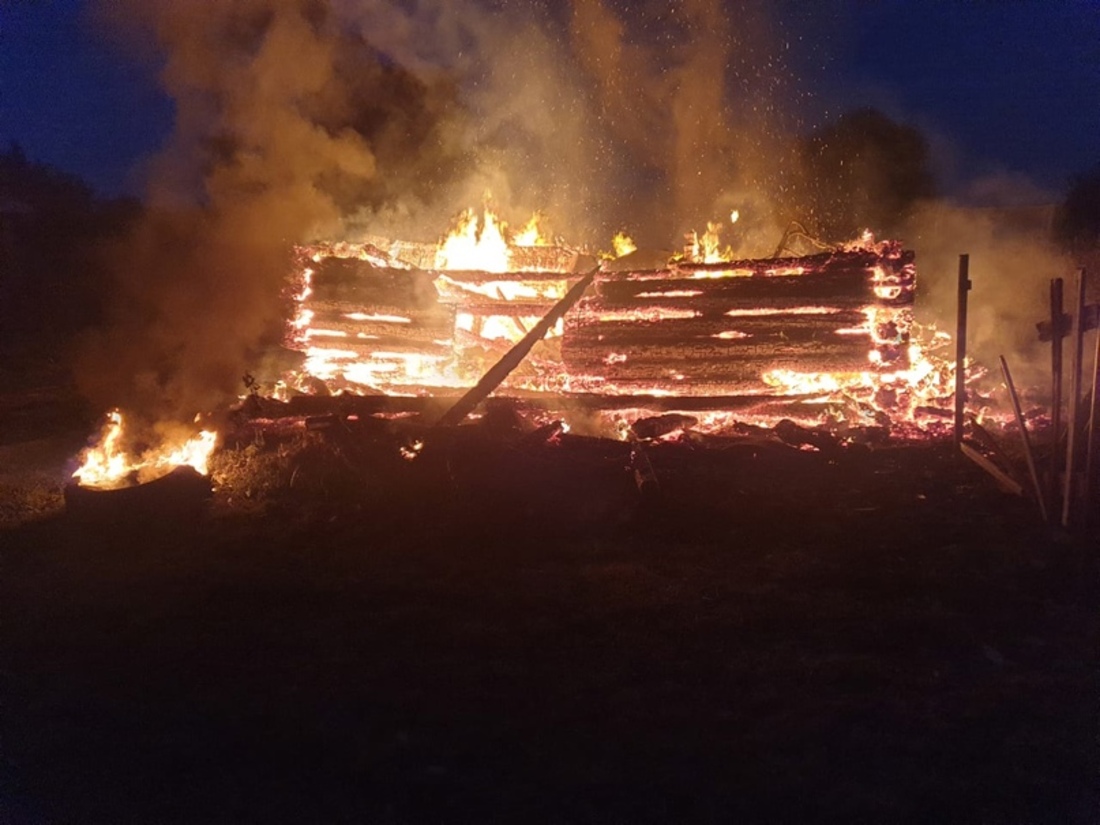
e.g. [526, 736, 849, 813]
[684, 211, 739, 263]
[72, 410, 218, 489]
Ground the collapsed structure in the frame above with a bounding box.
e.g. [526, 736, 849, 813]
[282, 232, 924, 429]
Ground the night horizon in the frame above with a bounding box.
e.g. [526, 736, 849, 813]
[2, 0, 1097, 204]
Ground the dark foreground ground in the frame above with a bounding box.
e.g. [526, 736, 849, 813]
[1, 403, 1098, 824]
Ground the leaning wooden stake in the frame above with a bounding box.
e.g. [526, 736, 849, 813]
[1084, 318, 1100, 527]
[960, 443, 1025, 496]
[968, 414, 1026, 489]
[1062, 268, 1087, 528]
[1049, 277, 1064, 511]
[954, 254, 971, 452]
[1001, 355, 1048, 523]
[434, 266, 599, 428]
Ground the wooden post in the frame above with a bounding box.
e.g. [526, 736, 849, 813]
[954, 255, 971, 451]
[1001, 356, 1048, 523]
[1084, 312, 1099, 527]
[1062, 268, 1087, 528]
[1049, 277, 1064, 511]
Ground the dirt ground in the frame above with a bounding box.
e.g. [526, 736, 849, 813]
[1, 397, 1097, 824]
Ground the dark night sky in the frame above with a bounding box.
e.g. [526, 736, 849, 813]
[1, 0, 1097, 201]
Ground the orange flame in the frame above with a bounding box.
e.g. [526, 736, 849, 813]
[611, 232, 637, 258]
[72, 410, 218, 489]
[436, 206, 512, 272]
[513, 212, 549, 246]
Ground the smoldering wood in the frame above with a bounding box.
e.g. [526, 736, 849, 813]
[968, 414, 1020, 480]
[562, 351, 875, 388]
[434, 298, 559, 317]
[630, 413, 699, 441]
[434, 268, 599, 428]
[567, 310, 869, 339]
[637, 247, 915, 280]
[352, 237, 584, 273]
[960, 443, 1025, 497]
[246, 392, 811, 419]
[298, 334, 454, 357]
[307, 258, 441, 308]
[595, 274, 911, 308]
[561, 252, 911, 393]
[290, 242, 916, 403]
[508, 247, 587, 272]
[434, 268, 576, 287]
[65, 466, 213, 521]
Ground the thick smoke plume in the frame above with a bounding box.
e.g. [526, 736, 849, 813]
[79, 0, 1069, 422]
[79, 0, 468, 419]
[568, 0, 798, 249]
[902, 198, 1070, 389]
[81, 0, 801, 420]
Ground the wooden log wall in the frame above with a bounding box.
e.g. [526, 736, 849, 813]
[562, 249, 915, 396]
[299, 257, 453, 356]
[289, 244, 916, 400]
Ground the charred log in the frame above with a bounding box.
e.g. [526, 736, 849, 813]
[64, 466, 213, 522]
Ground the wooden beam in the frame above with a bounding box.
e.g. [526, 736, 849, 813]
[434, 267, 599, 427]
[955, 255, 971, 451]
[1062, 268, 1087, 528]
[1049, 277, 1064, 513]
[960, 443, 1025, 496]
[1001, 355, 1048, 522]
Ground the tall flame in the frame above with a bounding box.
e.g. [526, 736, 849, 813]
[71, 411, 129, 488]
[687, 220, 731, 263]
[513, 212, 549, 246]
[436, 207, 511, 272]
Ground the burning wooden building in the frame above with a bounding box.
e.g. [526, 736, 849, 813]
[282, 226, 920, 429]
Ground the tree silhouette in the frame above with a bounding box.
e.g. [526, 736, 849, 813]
[1054, 164, 1100, 253]
[0, 145, 138, 365]
[782, 108, 935, 243]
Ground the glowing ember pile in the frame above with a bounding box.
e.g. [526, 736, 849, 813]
[72, 410, 218, 489]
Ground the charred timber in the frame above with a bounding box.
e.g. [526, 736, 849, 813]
[308, 258, 441, 308]
[565, 313, 872, 344]
[296, 337, 453, 357]
[595, 272, 912, 307]
[651, 248, 913, 281]
[302, 306, 453, 337]
[65, 466, 213, 522]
